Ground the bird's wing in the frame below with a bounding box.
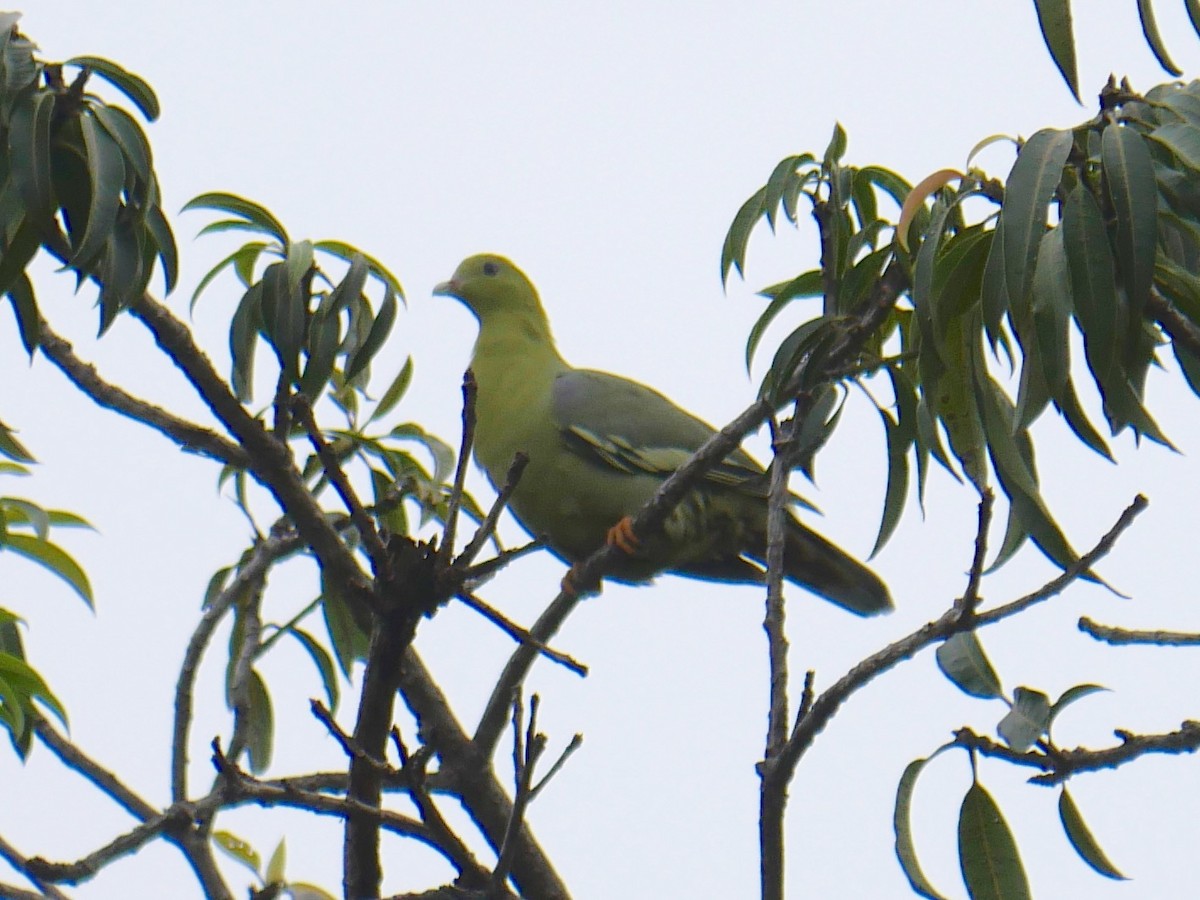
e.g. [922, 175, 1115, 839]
[550, 369, 766, 492]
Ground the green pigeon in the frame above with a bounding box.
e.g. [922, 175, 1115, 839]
[434, 254, 891, 615]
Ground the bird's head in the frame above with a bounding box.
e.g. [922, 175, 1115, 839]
[433, 254, 544, 325]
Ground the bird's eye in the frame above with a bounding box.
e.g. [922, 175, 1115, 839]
[482, 261, 499, 277]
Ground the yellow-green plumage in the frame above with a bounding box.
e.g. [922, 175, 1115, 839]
[434, 254, 892, 616]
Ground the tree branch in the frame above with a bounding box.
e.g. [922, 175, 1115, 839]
[1078, 616, 1200, 646]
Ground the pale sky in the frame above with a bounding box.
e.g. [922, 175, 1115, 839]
[4, 2, 1200, 897]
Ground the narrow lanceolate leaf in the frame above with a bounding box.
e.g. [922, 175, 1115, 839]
[367, 356, 414, 424]
[285, 627, 339, 711]
[1001, 129, 1074, 316]
[898, 169, 962, 251]
[91, 104, 153, 188]
[1062, 187, 1117, 381]
[1032, 0, 1080, 101]
[997, 687, 1052, 751]
[959, 782, 1031, 900]
[230, 282, 264, 402]
[1135, 0, 1183, 76]
[872, 371, 915, 558]
[0, 422, 34, 463]
[721, 185, 767, 283]
[936, 632, 1003, 700]
[244, 669, 274, 774]
[9, 90, 56, 227]
[0, 651, 67, 729]
[1147, 121, 1200, 172]
[345, 287, 398, 382]
[65, 56, 161, 120]
[894, 752, 954, 900]
[975, 374, 1085, 573]
[1049, 683, 1109, 733]
[5, 273, 40, 356]
[980, 218, 1009, 344]
[212, 831, 262, 876]
[1030, 228, 1071, 401]
[1102, 126, 1158, 318]
[1059, 789, 1128, 879]
[144, 202, 178, 294]
[74, 113, 126, 268]
[314, 240, 404, 301]
[183, 192, 289, 246]
[1, 533, 94, 607]
[0, 218, 41, 305]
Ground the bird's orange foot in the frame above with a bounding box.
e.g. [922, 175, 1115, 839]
[606, 516, 640, 555]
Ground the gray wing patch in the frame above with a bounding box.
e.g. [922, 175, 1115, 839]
[551, 369, 766, 489]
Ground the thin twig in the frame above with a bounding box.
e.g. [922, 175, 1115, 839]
[1078, 617, 1200, 646]
[953, 721, 1200, 785]
[37, 319, 249, 467]
[957, 488, 994, 614]
[454, 452, 528, 572]
[440, 371, 478, 569]
[0, 834, 70, 899]
[457, 591, 587, 676]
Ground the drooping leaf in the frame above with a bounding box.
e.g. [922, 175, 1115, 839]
[1, 533, 93, 607]
[183, 192, 288, 246]
[958, 781, 1031, 900]
[1058, 788, 1128, 880]
[1102, 125, 1158, 321]
[1032, 0, 1080, 101]
[1135, 0, 1183, 77]
[345, 285, 397, 383]
[367, 357, 414, 425]
[894, 750, 955, 900]
[936, 632, 1003, 700]
[64, 56, 160, 120]
[1000, 128, 1074, 317]
[721, 185, 767, 283]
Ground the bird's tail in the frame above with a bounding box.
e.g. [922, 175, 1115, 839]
[781, 519, 892, 616]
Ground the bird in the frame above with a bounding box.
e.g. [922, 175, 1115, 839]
[433, 254, 892, 616]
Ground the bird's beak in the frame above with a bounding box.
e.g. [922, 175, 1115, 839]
[432, 278, 460, 298]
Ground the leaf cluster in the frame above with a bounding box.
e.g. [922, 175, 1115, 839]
[0, 15, 177, 347]
[724, 80, 1200, 578]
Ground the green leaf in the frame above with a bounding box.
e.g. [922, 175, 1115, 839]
[0, 649, 68, 729]
[1102, 125, 1158, 318]
[65, 56, 160, 120]
[212, 830, 262, 877]
[9, 90, 56, 228]
[285, 627, 339, 711]
[183, 192, 288, 246]
[313, 240, 404, 301]
[975, 374, 1086, 573]
[1029, 228, 1071, 405]
[91, 104, 153, 188]
[1053, 376, 1113, 461]
[0, 422, 34, 463]
[5, 272, 40, 356]
[345, 286, 397, 382]
[894, 750, 954, 900]
[319, 251, 369, 319]
[959, 782, 1031, 900]
[1135, 0, 1182, 76]
[745, 271, 823, 372]
[1062, 187, 1117, 386]
[1001, 128, 1074, 316]
[1058, 788, 1128, 880]
[822, 122, 848, 168]
[936, 632, 1003, 700]
[230, 282, 264, 402]
[298, 307, 341, 400]
[1148, 121, 1200, 171]
[872, 370, 916, 558]
[264, 838, 286, 886]
[2, 533, 93, 607]
[0, 217, 41, 310]
[996, 686, 1051, 751]
[721, 185, 767, 283]
[144, 202, 178, 295]
[320, 573, 369, 677]
[1049, 683, 1109, 733]
[1032, 0, 1079, 101]
[190, 242, 269, 312]
[367, 356, 414, 424]
[244, 668, 273, 774]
